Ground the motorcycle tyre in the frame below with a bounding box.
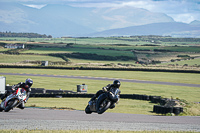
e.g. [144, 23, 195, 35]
[85, 105, 92, 114]
[4, 99, 18, 112]
[96, 94, 111, 114]
[0, 101, 4, 112]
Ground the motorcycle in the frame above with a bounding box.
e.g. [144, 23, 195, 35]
[0, 88, 27, 112]
[85, 92, 118, 114]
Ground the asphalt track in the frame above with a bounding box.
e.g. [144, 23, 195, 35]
[0, 108, 200, 131]
[0, 72, 200, 88]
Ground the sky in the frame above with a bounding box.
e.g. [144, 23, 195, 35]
[18, 0, 200, 24]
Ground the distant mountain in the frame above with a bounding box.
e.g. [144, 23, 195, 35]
[0, 2, 175, 37]
[0, 2, 96, 37]
[190, 20, 200, 26]
[89, 22, 200, 37]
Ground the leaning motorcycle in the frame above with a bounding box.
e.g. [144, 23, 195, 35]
[0, 88, 27, 112]
[85, 92, 118, 114]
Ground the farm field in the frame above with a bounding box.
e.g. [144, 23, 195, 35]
[0, 36, 200, 70]
[0, 54, 63, 63]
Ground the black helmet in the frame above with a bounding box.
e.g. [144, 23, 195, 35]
[25, 78, 33, 88]
[113, 80, 121, 88]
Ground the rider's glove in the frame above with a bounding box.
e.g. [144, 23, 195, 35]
[102, 87, 107, 92]
[109, 92, 114, 97]
[11, 85, 16, 91]
[88, 101, 92, 105]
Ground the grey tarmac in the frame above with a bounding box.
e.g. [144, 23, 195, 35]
[0, 108, 200, 131]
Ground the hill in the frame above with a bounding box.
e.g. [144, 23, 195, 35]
[89, 22, 200, 37]
[0, 2, 175, 37]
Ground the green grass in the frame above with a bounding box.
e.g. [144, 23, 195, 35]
[0, 48, 9, 52]
[162, 58, 200, 66]
[2, 68, 200, 116]
[0, 68, 199, 84]
[25, 98, 156, 115]
[0, 130, 199, 133]
[0, 54, 64, 63]
[0, 68, 200, 102]
[5, 75, 199, 102]
[159, 46, 200, 52]
[67, 58, 137, 64]
[21, 47, 135, 57]
[1, 37, 200, 68]
[1, 36, 200, 47]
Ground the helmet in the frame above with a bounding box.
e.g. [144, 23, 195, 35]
[113, 80, 121, 88]
[25, 78, 33, 89]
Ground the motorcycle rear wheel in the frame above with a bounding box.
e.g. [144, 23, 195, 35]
[4, 99, 18, 112]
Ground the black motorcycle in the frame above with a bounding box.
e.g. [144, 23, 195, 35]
[85, 92, 118, 114]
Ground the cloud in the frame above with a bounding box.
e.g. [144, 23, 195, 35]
[69, 0, 200, 23]
[170, 13, 200, 23]
[23, 4, 47, 9]
[4, 0, 200, 23]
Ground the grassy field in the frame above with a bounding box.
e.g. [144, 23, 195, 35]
[25, 98, 156, 115]
[1, 36, 200, 45]
[24, 97, 200, 116]
[161, 58, 200, 66]
[1, 37, 200, 69]
[0, 68, 199, 84]
[21, 47, 135, 57]
[0, 68, 200, 102]
[0, 54, 64, 63]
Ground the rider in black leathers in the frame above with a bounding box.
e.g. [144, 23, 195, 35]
[1, 78, 33, 109]
[90, 80, 121, 109]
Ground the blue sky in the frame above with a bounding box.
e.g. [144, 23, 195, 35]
[16, 0, 200, 24]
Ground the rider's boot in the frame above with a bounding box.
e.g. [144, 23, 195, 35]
[17, 101, 25, 109]
[89, 96, 96, 102]
[109, 103, 115, 109]
[0, 93, 7, 100]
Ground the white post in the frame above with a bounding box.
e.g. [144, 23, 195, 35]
[0, 76, 6, 94]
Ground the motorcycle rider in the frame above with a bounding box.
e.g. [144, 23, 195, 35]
[89, 80, 121, 109]
[1, 78, 33, 109]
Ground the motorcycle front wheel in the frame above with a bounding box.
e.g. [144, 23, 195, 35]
[85, 105, 92, 114]
[96, 95, 111, 114]
[4, 99, 18, 112]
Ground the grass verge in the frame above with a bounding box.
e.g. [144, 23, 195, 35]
[25, 98, 156, 115]
[25, 98, 200, 116]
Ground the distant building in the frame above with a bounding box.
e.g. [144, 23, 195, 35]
[5, 44, 25, 49]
